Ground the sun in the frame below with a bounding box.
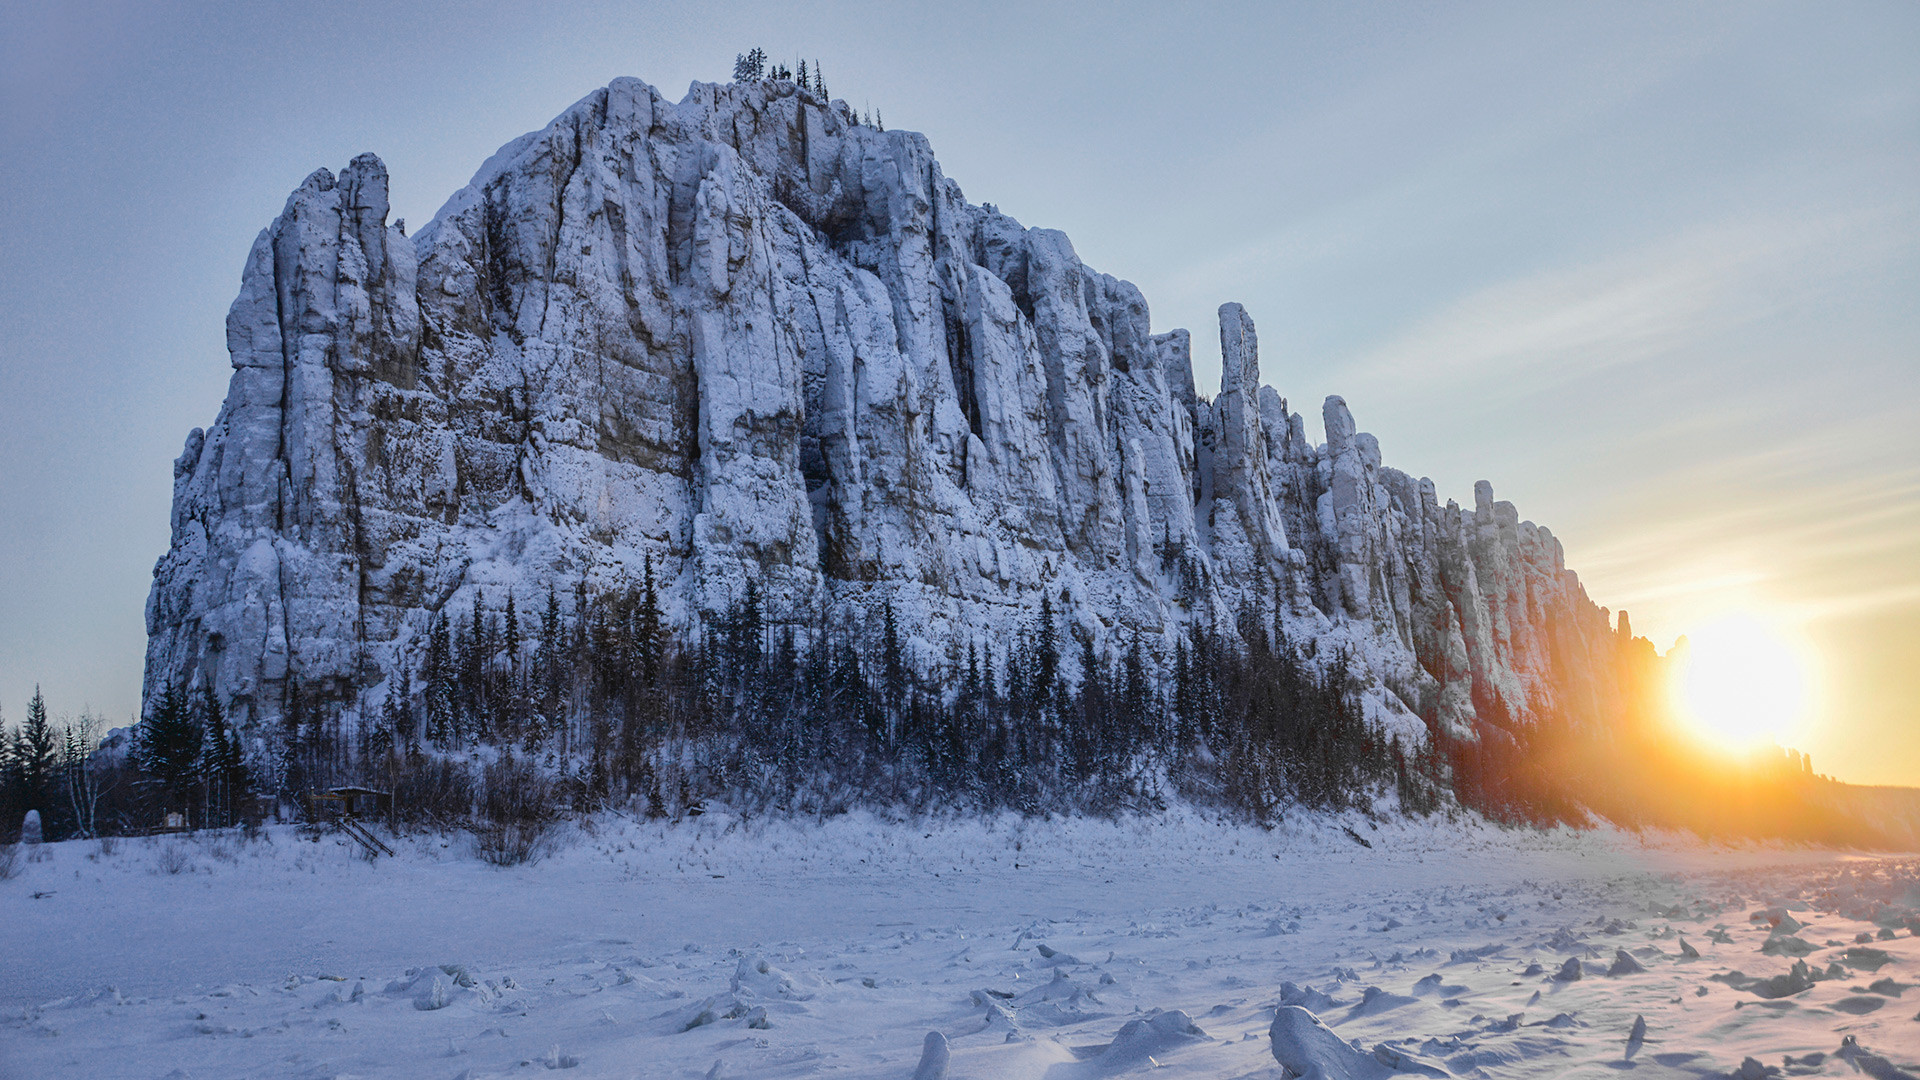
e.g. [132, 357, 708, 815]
[1670, 613, 1813, 753]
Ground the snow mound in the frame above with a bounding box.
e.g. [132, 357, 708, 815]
[1410, 974, 1466, 997]
[1269, 1005, 1450, 1079]
[1086, 1009, 1209, 1071]
[729, 955, 815, 1000]
[1345, 985, 1422, 1020]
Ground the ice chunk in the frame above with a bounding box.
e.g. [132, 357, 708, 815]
[1835, 1035, 1919, 1080]
[414, 976, 450, 1011]
[910, 1031, 950, 1080]
[730, 956, 814, 1000]
[1034, 943, 1083, 966]
[1279, 981, 1340, 1013]
[1269, 1005, 1449, 1078]
[1714, 960, 1814, 999]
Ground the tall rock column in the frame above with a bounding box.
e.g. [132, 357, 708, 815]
[1210, 303, 1290, 577]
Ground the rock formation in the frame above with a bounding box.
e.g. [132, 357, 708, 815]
[145, 75, 1632, 748]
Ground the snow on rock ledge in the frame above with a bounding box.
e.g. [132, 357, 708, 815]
[145, 75, 1632, 743]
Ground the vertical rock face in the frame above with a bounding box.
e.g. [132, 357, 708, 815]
[146, 75, 1630, 747]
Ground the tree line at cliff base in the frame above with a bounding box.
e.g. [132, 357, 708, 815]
[0, 562, 1891, 859]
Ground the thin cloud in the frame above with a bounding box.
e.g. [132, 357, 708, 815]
[1348, 207, 1908, 388]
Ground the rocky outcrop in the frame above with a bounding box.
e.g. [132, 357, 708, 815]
[145, 75, 1632, 747]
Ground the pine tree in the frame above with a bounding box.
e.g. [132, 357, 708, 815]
[797, 59, 809, 92]
[424, 613, 455, 744]
[637, 554, 662, 688]
[19, 687, 56, 814]
[733, 48, 767, 82]
[137, 686, 202, 825]
[1122, 630, 1150, 745]
[464, 588, 488, 736]
[0, 701, 15, 816]
[880, 598, 905, 721]
[874, 109, 883, 132]
[1172, 634, 1195, 755]
[1035, 596, 1059, 713]
[812, 61, 827, 99]
[537, 584, 565, 740]
[197, 691, 249, 827]
[734, 579, 764, 674]
[503, 592, 520, 666]
[377, 672, 414, 760]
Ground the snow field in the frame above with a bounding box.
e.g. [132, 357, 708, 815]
[1, 812, 1916, 1079]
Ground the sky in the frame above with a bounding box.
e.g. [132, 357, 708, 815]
[0, 1, 1915, 783]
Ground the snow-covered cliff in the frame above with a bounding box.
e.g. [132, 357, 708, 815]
[145, 75, 1631, 745]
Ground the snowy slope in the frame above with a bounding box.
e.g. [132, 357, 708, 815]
[3, 817, 1916, 1078]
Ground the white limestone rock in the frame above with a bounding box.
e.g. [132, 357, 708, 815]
[145, 74, 1633, 758]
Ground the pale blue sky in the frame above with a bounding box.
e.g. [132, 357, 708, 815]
[2, 1, 1915, 781]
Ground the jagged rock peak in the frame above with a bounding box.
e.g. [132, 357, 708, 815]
[145, 73, 1633, 751]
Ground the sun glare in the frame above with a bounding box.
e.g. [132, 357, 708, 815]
[1670, 613, 1813, 753]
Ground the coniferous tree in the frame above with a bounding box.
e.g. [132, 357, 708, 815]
[812, 61, 827, 99]
[137, 686, 201, 825]
[372, 676, 402, 762]
[464, 589, 489, 737]
[1035, 596, 1059, 715]
[880, 598, 905, 721]
[733, 48, 767, 82]
[194, 688, 222, 823]
[19, 687, 56, 816]
[637, 555, 662, 688]
[424, 613, 455, 744]
[503, 593, 520, 668]
[0, 701, 15, 824]
[197, 692, 250, 827]
[1122, 630, 1150, 745]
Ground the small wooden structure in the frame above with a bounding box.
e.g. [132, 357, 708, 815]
[306, 786, 396, 858]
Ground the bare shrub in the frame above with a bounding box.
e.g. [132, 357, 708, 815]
[199, 833, 239, 863]
[474, 755, 559, 867]
[393, 756, 477, 829]
[0, 843, 19, 880]
[154, 842, 194, 875]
